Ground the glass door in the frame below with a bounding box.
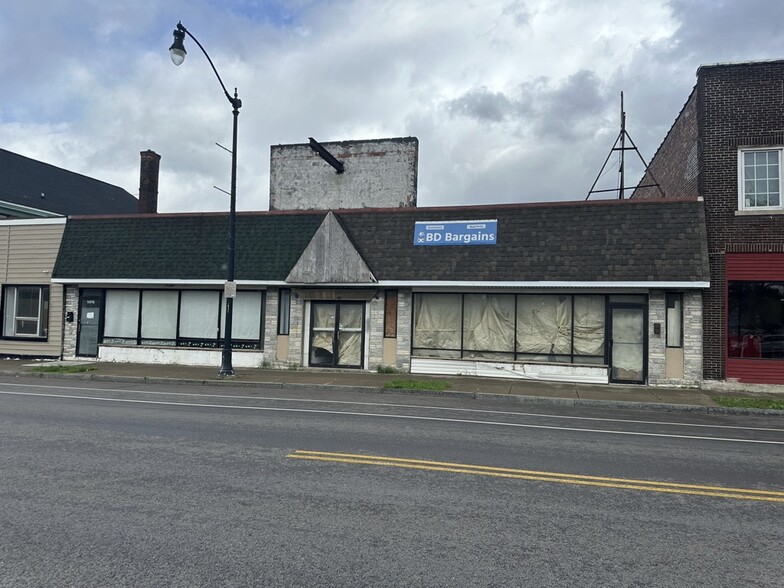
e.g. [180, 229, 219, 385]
[336, 304, 363, 367]
[309, 302, 365, 368]
[609, 305, 646, 383]
[76, 289, 104, 357]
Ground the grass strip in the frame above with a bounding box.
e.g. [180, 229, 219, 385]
[31, 365, 96, 374]
[712, 396, 784, 411]
[383, 379, 450, 391]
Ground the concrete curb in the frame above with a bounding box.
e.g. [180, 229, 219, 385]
[2, 369, 782, 416]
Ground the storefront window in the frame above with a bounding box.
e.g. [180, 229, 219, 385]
[141, 290, 178, 344]
[100, 289, 264, 349]
[103, 290, 140, 344]
[728, 282, 784, 359]
[517, 295, 572, 361]
[412, 293, 462, 358]
[463, 294, 515, 360]
[412, 292, 606, 364]
[221, 291, 263, 341]
[573, 295, 606, 362]
[181, 291, 220, 340]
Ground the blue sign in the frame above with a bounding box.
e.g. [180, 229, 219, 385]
[414, 220, 498, 246]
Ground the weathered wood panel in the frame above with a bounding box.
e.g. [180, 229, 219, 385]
[286, 212, 375, 284]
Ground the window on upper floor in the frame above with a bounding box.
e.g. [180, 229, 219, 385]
[739, 148, 782, 210]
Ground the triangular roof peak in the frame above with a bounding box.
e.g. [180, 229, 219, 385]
[286, 211, 376, 284]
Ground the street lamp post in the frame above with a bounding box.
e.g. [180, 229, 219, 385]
[170, 22, 241, 377]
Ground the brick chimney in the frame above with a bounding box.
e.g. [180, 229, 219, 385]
[139, 150, 160, 214]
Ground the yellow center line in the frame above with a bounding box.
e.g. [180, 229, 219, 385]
[287, 450, 784, 503]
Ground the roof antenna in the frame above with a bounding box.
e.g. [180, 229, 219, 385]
[585, 92, 665, 200]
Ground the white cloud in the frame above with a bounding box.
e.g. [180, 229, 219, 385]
[0, 0, 781, 213]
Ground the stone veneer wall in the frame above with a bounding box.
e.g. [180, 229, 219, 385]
[62, 285, 79, 360]
[369, 289, 412, 371]
[647, 290, 666, 383]
[286, 293, 305, 367]
[263, 288, 278, 362]
[396, 290, 412, 371]
[683, 290, 704, 382]
[367, 296, 384, 369]
[648, 290, 703, 386]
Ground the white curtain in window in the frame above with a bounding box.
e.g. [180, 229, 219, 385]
[517, 295, 572, 355]
[413, 294, 462, 350]
[3, 287, 16, 337]
[181, 291, 219, 339]
[141, 291, 178, 340]
[104, 290, 140, 338]
[463, 294, 515, 352]
[573, 295, 605, 356]
[666, 296, 683, 347]
[221, 291, 263, 340]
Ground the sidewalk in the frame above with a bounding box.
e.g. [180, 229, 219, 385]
[1, 358, 782, 415]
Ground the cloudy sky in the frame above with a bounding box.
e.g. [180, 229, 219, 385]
[2, 0, 783, 213]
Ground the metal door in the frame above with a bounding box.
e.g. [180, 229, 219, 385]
[309, 302, 364, 368]
[76, 289, 104, 357]
[609, 305, 646, 383]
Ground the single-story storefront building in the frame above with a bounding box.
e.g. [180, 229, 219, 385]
[52, 197, 708, 385]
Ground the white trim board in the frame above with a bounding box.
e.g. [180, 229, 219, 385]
[52, 278, 710, 289]
[0, 217, 66, 226]
[52, 279, 285, 286]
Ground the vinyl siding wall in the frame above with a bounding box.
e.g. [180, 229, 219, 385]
[0, 220, 65, 357]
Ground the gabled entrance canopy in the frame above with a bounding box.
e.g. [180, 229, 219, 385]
[286, 211, 376, 284]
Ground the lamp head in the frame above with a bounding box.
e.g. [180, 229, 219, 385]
[169, 25, 187, 66]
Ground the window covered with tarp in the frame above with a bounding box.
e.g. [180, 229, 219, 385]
[101, 289, 264, 349]
[463, 294, 515, 360]
[412, 292, 606, 364]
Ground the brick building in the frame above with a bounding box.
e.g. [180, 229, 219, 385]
[634, 60, 784, 383]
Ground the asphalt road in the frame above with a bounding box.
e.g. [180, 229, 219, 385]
[1, 377, 783, 587]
